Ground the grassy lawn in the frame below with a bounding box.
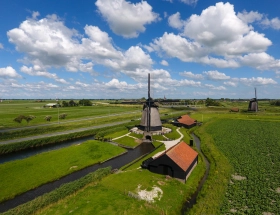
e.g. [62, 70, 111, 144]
[180, 128, 192, 144]
[104, 129, 129, 139]
[152, 134, 166, 141]
[113, 136, 140, 147]
[123, 144, 166, 171]
[0, 140, 125, 203]
[163, 124, 181, 140]
[35, 154, 205, 215]
[152, 140, 163, 148]
[128, 132, 143, 139]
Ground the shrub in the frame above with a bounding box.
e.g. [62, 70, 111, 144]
[59, 113, 67, 119]
[45, 115, 52, 121]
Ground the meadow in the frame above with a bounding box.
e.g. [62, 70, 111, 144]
[206, 119, 280, 214]
[0, 140, 125, 203]
[1, 99, 280, 214]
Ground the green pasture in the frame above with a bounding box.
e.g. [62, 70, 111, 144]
[0, 100, 140, 128]
[206, 119, 280, 214]
[34, 154, 205, 215]
[0, 140, 125, 203]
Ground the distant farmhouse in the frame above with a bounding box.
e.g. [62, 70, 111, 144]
[142, 142, 198, 182]
[172, 114, 197, 129]
[43, 103, 59, 108]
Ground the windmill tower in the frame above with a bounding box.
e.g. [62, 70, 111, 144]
[248, 87, 258, 112]
[139, 74, 162, 133]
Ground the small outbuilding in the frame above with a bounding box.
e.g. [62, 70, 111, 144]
[43, 103, 59, 108]
[142, 141, 198, 182]
[172, 115, 197, 129]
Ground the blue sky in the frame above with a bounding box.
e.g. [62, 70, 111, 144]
[0, 0, 280, 99]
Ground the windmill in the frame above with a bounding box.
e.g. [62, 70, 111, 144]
[139, 73, 162, 134]
[248, 87, 258, 112]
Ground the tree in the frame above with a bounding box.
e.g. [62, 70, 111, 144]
[69, 100, 77, 107]
[13, 115, 26, 123]
[59, 113, 67, 119]
[25, 115, 36, 124]
[205, 98, 221, 106]
[62, 101, 69, 107]
[45, 115, 52, 121]
[78, 99, 92, 106]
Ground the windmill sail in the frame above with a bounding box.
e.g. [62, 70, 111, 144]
[139, 73, 162, 132]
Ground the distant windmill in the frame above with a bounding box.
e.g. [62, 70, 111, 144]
[248, 87, 258, 112]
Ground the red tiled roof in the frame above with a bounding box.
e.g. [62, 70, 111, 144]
[166, 141, 198, 171]
[177, 115, 196, 126]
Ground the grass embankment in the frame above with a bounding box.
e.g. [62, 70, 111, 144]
[2, 167, 111, 215]
[0, 112, 140, 141]
[113, 136, 140, 148]
[0, 140, 125, 203]
[0, 122, 137, 155]
[187, 119, 233, 214]
[33, 154, 205, 215]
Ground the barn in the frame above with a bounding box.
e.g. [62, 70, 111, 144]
[173, 114, 197, 129]
[43, 103, 59, 108]
[142, 142, 198, 182]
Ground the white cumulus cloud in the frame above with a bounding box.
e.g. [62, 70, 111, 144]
[179, 71, 204, 80]
[95, 0, 159, 38]
[203, 70, 230, 80]
[168, 12, 184, 29]
[0, 66, 22, 79]
[160, 60, 169, 66]
[237, 10, 263, 23]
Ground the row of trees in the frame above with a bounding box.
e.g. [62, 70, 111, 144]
[270, 100, 280, 106]
[14, 113, 68, 124]
[205, 98, 221, 106]
[60, 99, 92, 107]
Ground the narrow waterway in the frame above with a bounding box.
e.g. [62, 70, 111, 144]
[181, 133, 210, 214]
[0, 141, 154, 213]
[0, 136, 95, 164]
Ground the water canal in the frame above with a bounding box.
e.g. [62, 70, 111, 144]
[0, 138, 154, 213]
[181, 133, 210, 214]
[0, 133, 210, 214]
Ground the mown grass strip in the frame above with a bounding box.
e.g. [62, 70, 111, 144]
[0, 121, 137, 155]
[2, 167, 111, 215]
[0, 141, 125, 203]
[187, 120, 233, 215]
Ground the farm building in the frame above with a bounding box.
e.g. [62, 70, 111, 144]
[172, 114, 197, 129]
[142, 142, 198, 182]
[43, 103, 59, 108]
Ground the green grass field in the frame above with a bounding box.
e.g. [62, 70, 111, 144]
[34, 154, 205, 215]
[1, 100, 280, 214]
[0, 100, 139, 128]
[206, 119, 280, 214]
[0, 140, 125, 203]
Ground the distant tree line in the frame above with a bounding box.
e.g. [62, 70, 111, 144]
[270, 100, 280, 106]
[205, 98, 221, 106]
[61, 99, 92, 107]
